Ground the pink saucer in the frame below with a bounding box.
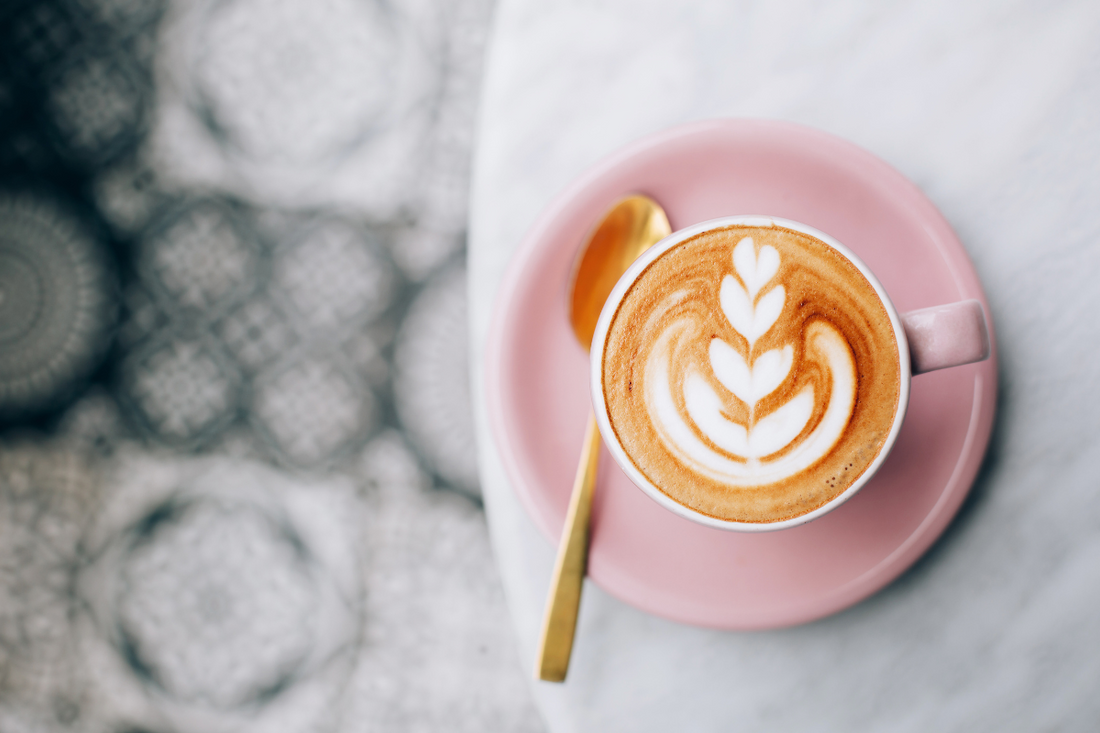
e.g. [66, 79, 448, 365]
[485, 119, 997, 629]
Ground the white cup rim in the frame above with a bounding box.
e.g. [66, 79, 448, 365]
[589, 215, 913, 532]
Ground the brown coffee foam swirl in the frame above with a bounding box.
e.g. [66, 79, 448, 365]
[602, 225, 901, 523]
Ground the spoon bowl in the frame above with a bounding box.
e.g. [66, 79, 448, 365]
[569, 196, 672, 348]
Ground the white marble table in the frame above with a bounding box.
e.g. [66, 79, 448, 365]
[469, 2, 1100, 730]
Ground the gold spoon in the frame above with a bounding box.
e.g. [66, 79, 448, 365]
[535, 194, 671, 682]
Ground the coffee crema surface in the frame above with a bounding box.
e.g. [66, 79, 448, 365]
[601, 224, 902, 524]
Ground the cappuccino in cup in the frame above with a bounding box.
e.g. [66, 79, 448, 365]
[592, 217, 910, 529]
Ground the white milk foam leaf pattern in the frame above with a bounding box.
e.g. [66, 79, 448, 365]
[601, 225, 901, 524]
[662, 237, 853, 469]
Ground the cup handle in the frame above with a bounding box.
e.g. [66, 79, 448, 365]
[901, 300, 991, 375]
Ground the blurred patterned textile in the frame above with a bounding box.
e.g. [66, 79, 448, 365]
[0, 0, 542, 730]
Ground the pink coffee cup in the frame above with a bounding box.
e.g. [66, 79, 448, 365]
[590, 215, 991, 532]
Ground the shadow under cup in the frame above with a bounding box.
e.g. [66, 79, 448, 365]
[590, 215, 990, 533]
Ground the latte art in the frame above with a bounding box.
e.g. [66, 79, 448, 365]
[601, 224, 901, 524]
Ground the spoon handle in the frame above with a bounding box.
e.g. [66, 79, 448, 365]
[535, 411, 600, 682]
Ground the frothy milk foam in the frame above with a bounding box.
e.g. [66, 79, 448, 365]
[601, 224, 902, 524]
